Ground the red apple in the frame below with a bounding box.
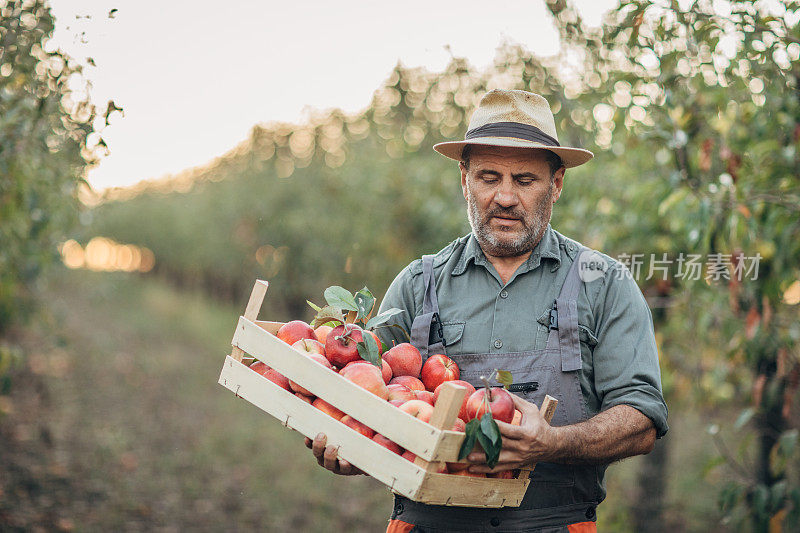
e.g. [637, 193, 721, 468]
[447, 461, 469, 472]
[372, 433, 403, 455]
[399, 399, 434, 423]
[295, 392, 314, 404]
[390, 375, 425, 391]
[488, 470, 515, 479]
[250, 361, 269, 374]
[277, 320, 316, 345]
[289, 353, 332, 395]
[382, 343, 422, 377]
[451, 418, 466, 432]
[291, 338, 326, 356]
[365, 330, 384, 355]
[343, 359, 392, 385]
[387, 383, 416, 403]
[314, 324, 333, 344]
[341, 415, 375, 439]
[312, 398, 345, 420]
[340, 362, 389, 400]
[325, 324, 364, 367]
[434, 380, 476, 422]
[465, 388, 515, 424]
[421, 354, 460, 391]
[389, 399, 405, 408]
[413, 390, 435, 406]
[251, 362, 292, 391]
[451, 469, 486, 478]
[402, 451, 447, 472]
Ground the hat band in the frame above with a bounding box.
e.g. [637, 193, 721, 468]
[465, 121, 560, 147]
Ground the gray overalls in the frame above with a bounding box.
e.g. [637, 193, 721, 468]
[395, 250, 601, 532]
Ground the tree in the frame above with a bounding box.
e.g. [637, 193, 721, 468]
[547, 0, 800, 529]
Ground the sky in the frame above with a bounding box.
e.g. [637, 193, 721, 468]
[48, 0, 617, 191]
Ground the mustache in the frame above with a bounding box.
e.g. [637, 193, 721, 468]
[485, 207, 525, 220]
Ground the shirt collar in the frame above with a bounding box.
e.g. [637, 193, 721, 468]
[452, 224, 562, 276]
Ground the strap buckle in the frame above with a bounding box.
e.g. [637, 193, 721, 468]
[549, 301, 558, 330]
[430, 312, 445, 345]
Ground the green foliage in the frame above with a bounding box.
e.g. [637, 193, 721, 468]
[546, 0, 800, 529]
[0, 1, 101, 336]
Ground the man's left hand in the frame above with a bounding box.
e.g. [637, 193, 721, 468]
[466, 393, 557, 475]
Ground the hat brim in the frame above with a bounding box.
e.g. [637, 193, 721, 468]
[433, 137, 594, 169]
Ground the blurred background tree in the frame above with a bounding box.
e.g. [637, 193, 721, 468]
[546, 0, 800, 529]
[0, 0, 105, 378]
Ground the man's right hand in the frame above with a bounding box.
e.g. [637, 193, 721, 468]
[304, 433, 365, 476]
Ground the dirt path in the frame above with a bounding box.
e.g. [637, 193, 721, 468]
[0, 269, 391, 532]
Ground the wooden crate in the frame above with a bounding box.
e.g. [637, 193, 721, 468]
[218, 280, 556, 508]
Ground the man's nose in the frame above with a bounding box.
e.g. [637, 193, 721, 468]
[493, 180, 518, 208]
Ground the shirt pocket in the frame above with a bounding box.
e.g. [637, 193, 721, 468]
[441, 320, 465, 355]
[536, 309, 598, 352]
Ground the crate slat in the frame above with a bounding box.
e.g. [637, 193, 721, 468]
[414, 473, 529, 507]
[232, 316, 455, 462]
[219, 355, 426, 499]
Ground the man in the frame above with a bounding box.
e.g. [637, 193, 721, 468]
[306, 89, 668, 532]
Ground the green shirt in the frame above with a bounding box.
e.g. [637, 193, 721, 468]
[377, 224, 669, 438]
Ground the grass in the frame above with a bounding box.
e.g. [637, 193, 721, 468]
[1, 267, 731, 531]
[26, 269, 393, 531]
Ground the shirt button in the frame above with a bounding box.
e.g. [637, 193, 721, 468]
[490, 517, 501, 527]
[499, 290, 508, 299]
[494, 339, 503, 349]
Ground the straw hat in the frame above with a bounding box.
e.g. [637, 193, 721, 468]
[433, 89, 594, 168]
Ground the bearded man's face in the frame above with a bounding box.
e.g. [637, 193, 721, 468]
[461, 146, 564, 257]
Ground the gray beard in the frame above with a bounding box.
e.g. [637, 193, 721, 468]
[466, 182, 553, 258]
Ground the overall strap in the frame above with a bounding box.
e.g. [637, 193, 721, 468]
[409, 255, 445, 358]
[545, 247, 585, 372]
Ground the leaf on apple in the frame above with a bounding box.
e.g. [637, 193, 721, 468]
[307, 300, 322, 312]
[365, 308, 404, 329]
[324, 286, 359, 313]
[458, 418, 481, 461]
[495, 370, 514, 389]
[354, 287, 375, 321]
[478, 413, 502, 468]
[311, 305, 345, 328]
[356, 332, 382, 368]
[375, 323, 411, 342]
[480, 412, 501, 447]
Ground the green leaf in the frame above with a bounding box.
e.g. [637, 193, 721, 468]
[356, 333, 381, 368]
[365, 308, 404, 329]
[458, 419, 480, 460]
[307, 300, 322, 312]
[324, 286, 359, 312]
[495, 370, 513, 389]
[311, 306, 345, 328]
[354, 287, 375, 321]
[476, 427, 502, 469]
[480, 412, 502, 447]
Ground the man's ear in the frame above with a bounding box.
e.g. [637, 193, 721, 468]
[552, 166, 565, 203]
[459, 162, 469, 201]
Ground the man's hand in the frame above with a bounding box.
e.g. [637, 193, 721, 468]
[467, 394, 557, 474]
[467, 394, 657, 474]
[304, 433, 365, 476]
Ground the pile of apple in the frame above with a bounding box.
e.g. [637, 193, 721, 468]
[248, 318, 520, 478]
